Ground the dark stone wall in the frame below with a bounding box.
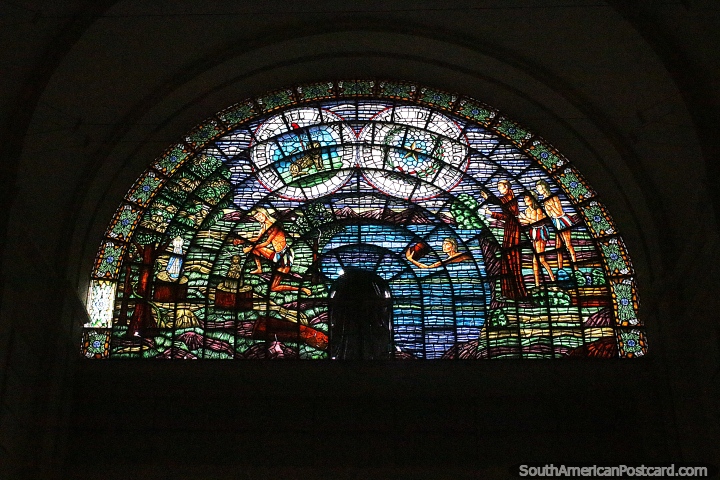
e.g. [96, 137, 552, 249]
[64, 360, 673, 478]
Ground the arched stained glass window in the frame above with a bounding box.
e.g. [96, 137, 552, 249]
[83, 80, 645, 360]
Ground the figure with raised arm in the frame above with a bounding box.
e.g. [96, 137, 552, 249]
[241, 207, 311, 296]
[405, 237, 471, 269]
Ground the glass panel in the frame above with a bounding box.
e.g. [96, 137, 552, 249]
[86, 82, 644, 359]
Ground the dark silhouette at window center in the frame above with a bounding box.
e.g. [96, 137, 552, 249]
[329, 268, 393, 359]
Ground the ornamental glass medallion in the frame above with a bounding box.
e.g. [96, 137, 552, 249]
[358, 106, 469, 200]
[85, 81, 645, 360]
[251, 107, 356, 200]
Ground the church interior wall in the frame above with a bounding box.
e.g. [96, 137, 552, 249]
[0, 1, 718, 477]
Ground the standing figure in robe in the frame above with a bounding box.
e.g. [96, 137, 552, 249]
[481, 180, 528, 300]
[166, 236, 184, 281]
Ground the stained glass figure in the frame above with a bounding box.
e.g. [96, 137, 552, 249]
[165, 236, 184, 281]
[86, 80, 645, 360]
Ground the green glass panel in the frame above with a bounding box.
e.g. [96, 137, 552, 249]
[555, 167, 595, 203]
[258, 89, 294, 111]
[186, 120, 223, 148]
[379, 81, 415, 99]
[611, 279, 640, 326]
[153, 143, 190, 176]
[617, 328, 647, 358]
[82, 329, 111, 359]
[140, 197, 177, 234]
[420, 88, 455, 109]
[495, 117, 531, 146]
[187, 154, 223, 178]
[195, 178, 231, 206]
[456, 100, 495, 126]
[526, 139, 566, 172]
[108, 204, 141, 241]
[340, 80, 374, 96]
[218, 102, 254, 126]
[581, 201, 616, 237]
[599, 238, 632, 276]
[127, 171, 163, 206]
[95, 241, 124, 279]
[298, 82, 335, 101]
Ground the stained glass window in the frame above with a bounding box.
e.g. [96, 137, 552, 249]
[84, 80, 645, 360]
